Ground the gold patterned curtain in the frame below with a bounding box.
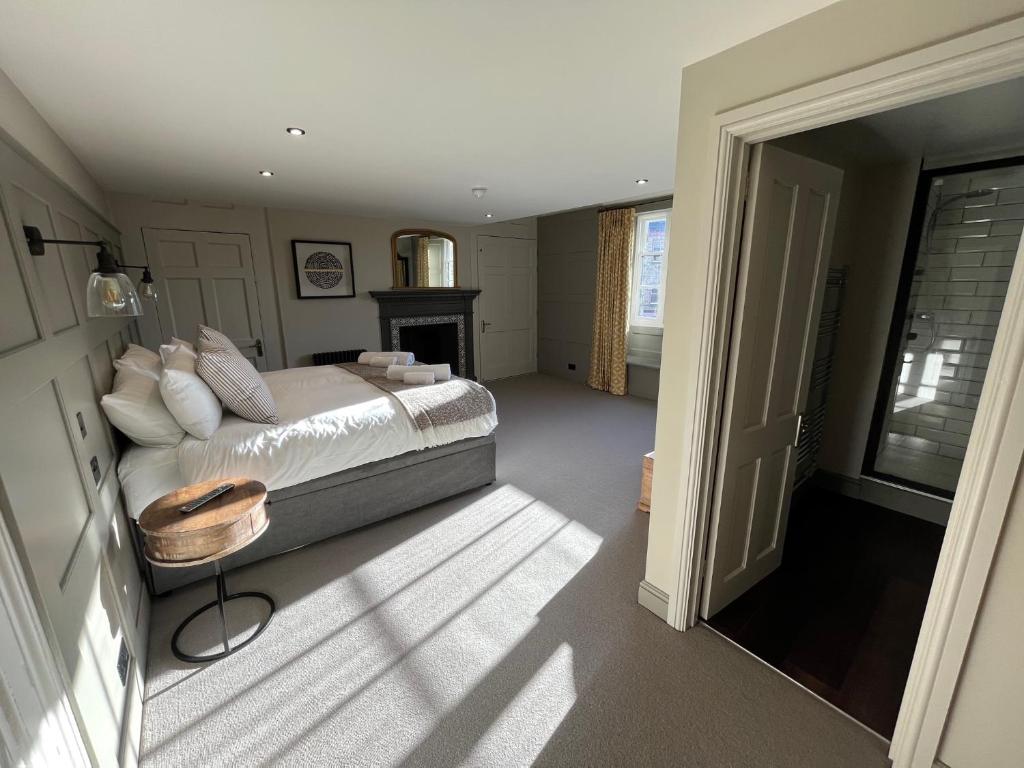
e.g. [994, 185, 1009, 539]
[587, 207, 635, 395]
[415, 237, 430, 287]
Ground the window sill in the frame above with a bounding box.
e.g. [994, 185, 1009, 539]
[627, 355, 661, 370]
[630, 325, 664, 336]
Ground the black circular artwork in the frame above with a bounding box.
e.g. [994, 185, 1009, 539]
[304, 251, 345, 289]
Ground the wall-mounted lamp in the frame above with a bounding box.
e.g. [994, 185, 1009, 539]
[23, 225, 157, 317]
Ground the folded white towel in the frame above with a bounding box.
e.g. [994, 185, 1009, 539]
[359, 351, 414, 365]
[386, 363, 452, 381]
[403, 371, 435, 385]
[368, 355, 400, 367]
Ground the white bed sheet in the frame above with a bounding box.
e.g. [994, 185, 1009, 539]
[119, 365, 497, 519]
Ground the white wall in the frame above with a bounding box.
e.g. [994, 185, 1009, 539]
[819, 160, 919, 477]
[109, 193, 536, 375]
[267, 209, 534, 372]
[0, 67, 110, 219]
[0, 127, 147, 765]
[646, 1, 1024, 764]
[938, 469, 1024, 767]
[264, 208, 477, 369]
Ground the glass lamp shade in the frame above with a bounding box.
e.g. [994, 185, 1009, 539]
[86, 271, 143, 317]
[138, 277, 158, 301]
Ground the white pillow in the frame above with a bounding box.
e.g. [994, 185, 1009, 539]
[159, 343, 223, 439]
[114, 343, 161, 379]
[160, 337, 195, 363]
[124, 343, 160, 366]
[101, 365, 185, 447]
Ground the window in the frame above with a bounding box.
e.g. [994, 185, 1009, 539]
[427, 238, 455, 287]
[630, 210, 670, 327]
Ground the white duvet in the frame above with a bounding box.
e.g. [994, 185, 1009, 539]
[118, 365, 497, 519]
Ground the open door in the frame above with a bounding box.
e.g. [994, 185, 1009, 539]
[701, 144, 843, 617]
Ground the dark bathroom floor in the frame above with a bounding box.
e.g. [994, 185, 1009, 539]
[706, 485, 946, 737]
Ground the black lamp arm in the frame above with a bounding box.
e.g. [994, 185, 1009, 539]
[23, 226, 151, 279]
[23, 225, 105, 255]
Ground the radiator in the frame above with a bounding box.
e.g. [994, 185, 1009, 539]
[312, 349, 366, 365]
[795, 267, 847, 488]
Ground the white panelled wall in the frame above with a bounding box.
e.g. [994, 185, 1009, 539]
[0, 138, 148, 765]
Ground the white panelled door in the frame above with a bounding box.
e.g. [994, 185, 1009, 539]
[701, 144, 843, 617]
[477, 236, 537, 381]
[143, 228, 268, 368]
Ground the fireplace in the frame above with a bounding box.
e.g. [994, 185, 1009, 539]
[397, 318, 461, 372]
[370, 289, 481, 379]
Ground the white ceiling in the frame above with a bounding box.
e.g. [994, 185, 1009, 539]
[0, 0, 838, 224]
[796, 76, 1024, 165]
[860, 76, 1024, 161]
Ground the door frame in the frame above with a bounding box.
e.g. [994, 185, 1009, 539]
[667, 17, 1024, 768]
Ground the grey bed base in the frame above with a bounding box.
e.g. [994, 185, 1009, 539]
[133, 434, 496, 594]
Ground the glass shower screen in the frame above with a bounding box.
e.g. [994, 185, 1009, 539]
[868, 161, 1024, 497]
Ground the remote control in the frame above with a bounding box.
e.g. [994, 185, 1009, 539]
[179, 483, 235, 514]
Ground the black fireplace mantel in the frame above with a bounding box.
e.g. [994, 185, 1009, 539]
[369, 289, 481, 315]
[369, 289, 482, 378]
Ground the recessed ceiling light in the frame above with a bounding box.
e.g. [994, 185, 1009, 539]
[286, 127, 306, 136]
[635, 178, 649, 185]
[484, 212, 494, 219]
[258, 170, 274, 177]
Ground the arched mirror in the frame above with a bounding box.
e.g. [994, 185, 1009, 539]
[391, 229, 458, 288]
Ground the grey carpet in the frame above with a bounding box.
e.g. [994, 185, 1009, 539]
[140, 374, 889, 767]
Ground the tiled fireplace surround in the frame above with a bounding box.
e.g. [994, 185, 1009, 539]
[369, 289, 481, 380]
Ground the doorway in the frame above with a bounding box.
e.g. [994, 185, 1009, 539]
[476, 235, 537, 381]
[698, 76, 1024, 738]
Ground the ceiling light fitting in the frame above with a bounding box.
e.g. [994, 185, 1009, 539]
[635, 178, 649, 185]
[23, 225, 157, 317]
[286, 127, 306, 136]
[472, 187, 487, 199]
[259, 169, 274, 177]
[484, 213, 494, 219]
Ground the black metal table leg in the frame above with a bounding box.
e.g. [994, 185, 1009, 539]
[215, 561, 230, 654]
[171, 562, 274, 664]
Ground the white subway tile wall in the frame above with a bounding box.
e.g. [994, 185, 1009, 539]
[875, 163, 1023, 493]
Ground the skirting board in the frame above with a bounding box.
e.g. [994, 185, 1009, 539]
[813, 470, 951, 527]
[637, 580, 670, 621]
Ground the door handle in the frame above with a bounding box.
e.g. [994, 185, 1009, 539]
[237, 339, 264, 356]
[794, 413, 803, 448]
[482, 321, 492, 333]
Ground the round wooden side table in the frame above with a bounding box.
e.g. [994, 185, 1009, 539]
[139, 477, 275, 663]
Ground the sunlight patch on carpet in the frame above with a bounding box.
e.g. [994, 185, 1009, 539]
[142, 484, 602, 767]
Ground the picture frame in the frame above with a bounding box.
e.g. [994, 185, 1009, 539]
[292, 239, 356, 299]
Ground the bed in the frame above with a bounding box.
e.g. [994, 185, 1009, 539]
[121, 364, 497, 594]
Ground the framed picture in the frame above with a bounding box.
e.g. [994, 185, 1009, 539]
[292, 239, 356, 299]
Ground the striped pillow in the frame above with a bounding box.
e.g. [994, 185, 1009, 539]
[195, 326, 278, 424]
